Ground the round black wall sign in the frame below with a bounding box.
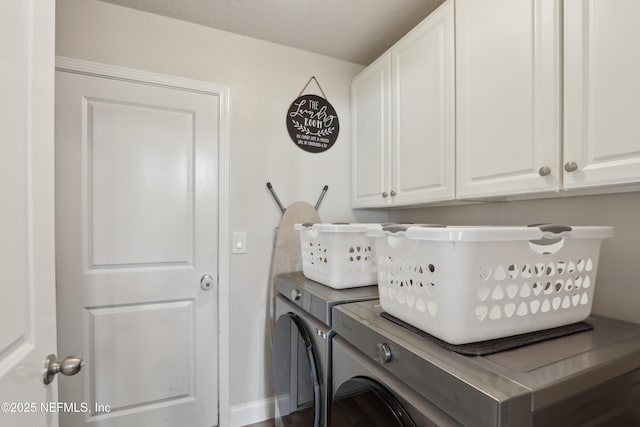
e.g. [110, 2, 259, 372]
[286, 94, 339, 153]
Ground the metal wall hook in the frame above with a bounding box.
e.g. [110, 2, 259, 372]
[266, 182, 286, 214]
[266, 182, 329, 215]
[314, 185, 328, 210]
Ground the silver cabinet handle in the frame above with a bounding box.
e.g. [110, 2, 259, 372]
[390, 190, 397, 197]
[564, 161, 578, 172]
[43, 354, 84, 385]
[538, 166, 551, 177]
[382, 192, 388, 198]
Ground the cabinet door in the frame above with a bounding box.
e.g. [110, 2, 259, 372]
[456, 0, 561, 198]
[564, 0, 640, 189]
[351, 55, 392, 208]
[390, 0, 455, 206]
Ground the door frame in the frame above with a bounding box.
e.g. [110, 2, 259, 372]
[54, 56, 231, 427]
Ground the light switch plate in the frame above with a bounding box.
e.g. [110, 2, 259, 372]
[232, 232, 247, 254]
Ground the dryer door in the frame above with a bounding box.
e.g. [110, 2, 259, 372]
[273, 312, 321, 427]
[330, 377, 416, 427]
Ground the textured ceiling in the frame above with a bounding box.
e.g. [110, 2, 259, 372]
[98, 0, 446, 65]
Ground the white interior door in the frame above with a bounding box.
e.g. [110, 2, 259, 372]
[0, 1, 58, 426]
[55, 70, 219, 426]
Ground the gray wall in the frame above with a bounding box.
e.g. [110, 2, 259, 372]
[387, 192, 640, 324]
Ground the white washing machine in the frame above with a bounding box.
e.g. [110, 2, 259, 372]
[272, 272, 378, 427]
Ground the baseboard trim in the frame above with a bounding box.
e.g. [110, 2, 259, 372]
[230, 397, 275, 427]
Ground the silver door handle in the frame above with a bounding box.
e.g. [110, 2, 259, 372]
[201, 274, 215, 291]
[43, 354, 84, 385]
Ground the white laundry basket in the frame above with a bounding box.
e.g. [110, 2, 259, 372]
[367, 224, 614, 344]
[295, 223, 380, 288]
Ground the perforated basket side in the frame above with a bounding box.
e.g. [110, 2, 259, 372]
[374, 235, 605, 344]
[299, 230, 378, 288]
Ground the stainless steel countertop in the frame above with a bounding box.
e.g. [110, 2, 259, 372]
[333, 299, 640, 412]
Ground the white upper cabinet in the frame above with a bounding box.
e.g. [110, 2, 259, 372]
[351, 55, 391, 208]
[354, 0, 640, 206]
[456, 0, 561, 199]
[352, 0, 454, 208]
[564, 0, 640, 189]
[390, 0, 455, 206]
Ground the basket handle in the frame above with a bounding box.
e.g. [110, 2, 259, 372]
[528, 223, 572, 234]
[382, 224, 409, 234]
[527, 224, 571, 254]
[382, 224, 445, 234]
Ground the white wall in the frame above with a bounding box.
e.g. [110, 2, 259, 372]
[388, 192, 640, 324]
[55, 0, 386, 422]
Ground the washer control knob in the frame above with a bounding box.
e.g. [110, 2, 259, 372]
[376, 342, 392, 364]
[291, 289, 302, 301]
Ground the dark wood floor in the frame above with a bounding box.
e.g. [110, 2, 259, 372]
[243, 420, 274, 427]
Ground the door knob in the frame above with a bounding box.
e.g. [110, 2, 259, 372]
[43, 354, 84, 385]
[538, 166, 551, 177]
[200, 274, 215, 290]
